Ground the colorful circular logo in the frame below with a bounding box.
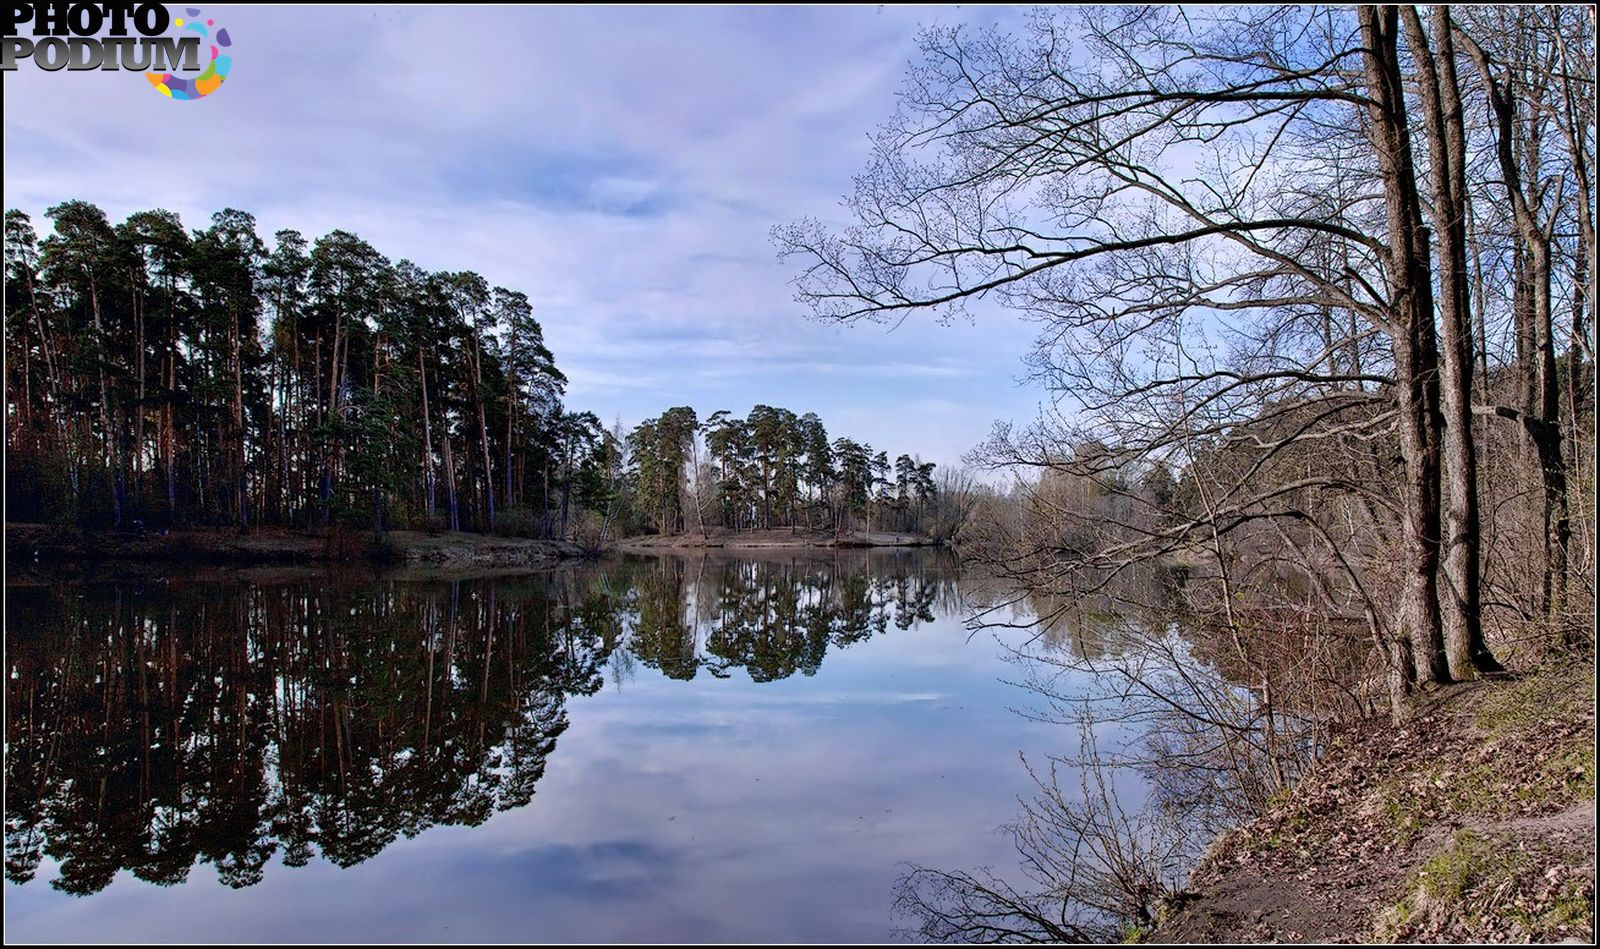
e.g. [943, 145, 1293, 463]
[146, 8, 231, 101]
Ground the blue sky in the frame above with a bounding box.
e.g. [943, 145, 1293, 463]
[2, 5, 1050, 469]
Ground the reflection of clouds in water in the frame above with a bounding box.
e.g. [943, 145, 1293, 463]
[5, 573, 612, 896]
[5, 550, 1065, 943]
[617, 552, 960, 683]
[903, 560, 1334, 942]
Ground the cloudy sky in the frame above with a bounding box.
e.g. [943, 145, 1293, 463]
[2, 5, 1050, 468]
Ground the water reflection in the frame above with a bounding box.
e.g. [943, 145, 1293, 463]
[892, 560, 1377, 942]
[5, 573, 611, 895]
[626, 555, 955, 681]
[4, 552, 964, 898]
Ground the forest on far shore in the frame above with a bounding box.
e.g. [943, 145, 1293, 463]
[3, 204, 956, 545]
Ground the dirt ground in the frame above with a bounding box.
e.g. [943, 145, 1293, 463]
[1150, 661, 1597, 943]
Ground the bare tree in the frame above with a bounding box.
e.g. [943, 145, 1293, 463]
[775, 7, 1464, 695]
[778, 5, 1596, 699]
[895, 724, 1197, 943]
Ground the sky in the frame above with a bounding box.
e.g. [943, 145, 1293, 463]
[2, 4, 1051, 470]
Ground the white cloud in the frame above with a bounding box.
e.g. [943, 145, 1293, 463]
[2, 4, 1044, 468]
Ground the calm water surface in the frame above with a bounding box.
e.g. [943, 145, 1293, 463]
[5, 550, 1072, 942]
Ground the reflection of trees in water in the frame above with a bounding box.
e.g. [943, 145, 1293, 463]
[901, 560, 1371, 941]
[622, 553, 954, 682]
[5, 551, 962, 898]
[1002, 562, 1183, 661]
[4, 574, 614, 896]
[897, 729, 1199, 943]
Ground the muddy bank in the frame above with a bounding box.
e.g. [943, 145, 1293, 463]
[1148, 662, 1596, 944]
[5, 522, 587, 571]
[615, 528, 942, 552]
[388, 530, 587, 568]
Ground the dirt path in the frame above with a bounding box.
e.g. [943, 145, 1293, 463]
[1151, 663, 1597, 943]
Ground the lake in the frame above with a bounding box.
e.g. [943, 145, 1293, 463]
[4, 549, 1087, 942]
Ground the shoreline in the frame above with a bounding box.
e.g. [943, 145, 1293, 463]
[1146, 663, 1596, 943]
[4, 523, 946, 573]
[613, 529, 943, 553]
[4, 522, 588, 571]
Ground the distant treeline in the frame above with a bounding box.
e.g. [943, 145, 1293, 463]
[3, 202, 952, 543]
[625, 404, 943, 537]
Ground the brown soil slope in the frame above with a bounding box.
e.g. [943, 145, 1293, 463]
[1151, 662, 1596, 944]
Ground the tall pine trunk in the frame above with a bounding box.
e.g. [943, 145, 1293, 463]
[420, 348, 436, 519]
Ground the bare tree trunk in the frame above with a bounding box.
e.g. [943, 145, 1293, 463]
[504, 337, 517, 513]
[164, 351, 175, 519]
[232, 304, 247, 531]
[1403, 6, 1500, 677]
[559, 467, 571, 540]
[87, 276, 122, 528]
[691, 437, 709, 540]
[1361, 5, 1450, 688]
[597, 457, 616, 550]
[274, 347, 287, 522]
[442, 423, 460, 532]
[504, 402, 515, 513]
[323, 306, 345, 528]
[1466, 201, 1491, 392]
[468, 330, 495, 530]
[134, 286, 146, 521]
[1460, 25, 1572, 619]
[419, 348, 436, 519]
